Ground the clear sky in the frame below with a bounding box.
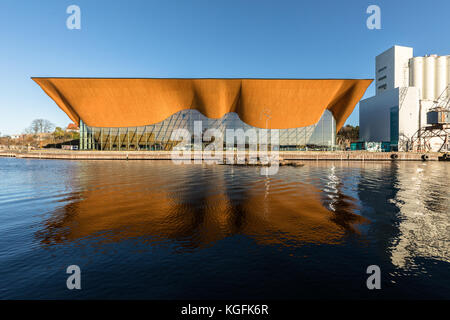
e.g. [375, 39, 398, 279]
[0, 0, 449, 135]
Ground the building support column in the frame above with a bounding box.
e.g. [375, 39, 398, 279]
[79, 119, 85, 150]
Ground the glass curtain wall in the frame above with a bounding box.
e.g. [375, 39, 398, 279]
[79, 109, 336, 151]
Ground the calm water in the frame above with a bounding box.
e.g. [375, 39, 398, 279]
[0, 158, 449, 299]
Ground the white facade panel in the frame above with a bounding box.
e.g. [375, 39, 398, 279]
[398, 87, 420, 150]
[395, 46, 412, 89]
[360, 88, 399, 142]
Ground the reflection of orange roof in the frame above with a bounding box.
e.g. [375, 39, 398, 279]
[32, 78, 372, 130]
[35, 161, 368, 249]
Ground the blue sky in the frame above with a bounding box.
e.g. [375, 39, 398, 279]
[0, 0, 449, 135]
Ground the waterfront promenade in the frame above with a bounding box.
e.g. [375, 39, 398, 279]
[0, 149, 445, 161]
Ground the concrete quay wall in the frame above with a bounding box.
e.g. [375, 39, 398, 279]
[0, 150, 443, 161]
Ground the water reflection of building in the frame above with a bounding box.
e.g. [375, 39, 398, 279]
[354, 161, 450, 268]
[35, 161, 366, 250]
[321, 165, 364, 233]
[389, 162, 450, 267]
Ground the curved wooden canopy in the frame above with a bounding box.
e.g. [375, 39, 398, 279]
[32, 78, 372, 130]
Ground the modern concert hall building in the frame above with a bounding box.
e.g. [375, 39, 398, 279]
[33, 78, 372, 151]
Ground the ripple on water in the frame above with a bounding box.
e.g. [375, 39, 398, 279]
[0, 159, 449, 299]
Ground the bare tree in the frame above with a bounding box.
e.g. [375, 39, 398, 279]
[28, 119, 55, 134]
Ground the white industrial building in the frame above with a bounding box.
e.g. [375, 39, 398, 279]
[360, 45, 450, 151]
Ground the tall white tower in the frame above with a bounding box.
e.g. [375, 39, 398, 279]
[375, 46, 413, 95]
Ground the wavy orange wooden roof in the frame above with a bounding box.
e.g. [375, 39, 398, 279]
[32, 78, 372, 130]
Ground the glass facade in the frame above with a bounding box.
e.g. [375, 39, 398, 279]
[390, 106, 399, 147]
[80, 109, 336, 151]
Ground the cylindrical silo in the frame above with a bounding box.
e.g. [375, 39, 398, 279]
[435, 56, 447, 98]
[447, 56, 450, 97]
[423, 56, 436, 100]
[410, 57, 424, 99]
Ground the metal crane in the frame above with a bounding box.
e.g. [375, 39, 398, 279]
[410, 85, 450, 152]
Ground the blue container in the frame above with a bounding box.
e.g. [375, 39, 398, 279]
[381, 142, 390, 152]
[350, 142, 363, 150]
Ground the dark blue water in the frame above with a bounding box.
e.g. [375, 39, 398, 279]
[0, 158, 449, 299]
